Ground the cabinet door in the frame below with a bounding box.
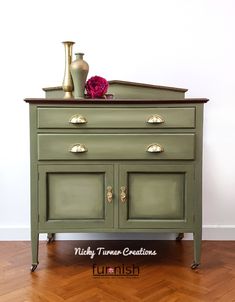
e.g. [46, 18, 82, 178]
[38, 165, 114, 230]
[119, 164, 194, 229]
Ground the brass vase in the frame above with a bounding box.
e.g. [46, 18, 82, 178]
[62, 41, 75, 99]
[70, 53, 89, 99]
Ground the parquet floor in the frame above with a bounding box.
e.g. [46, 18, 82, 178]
[0, 240, 235, 302]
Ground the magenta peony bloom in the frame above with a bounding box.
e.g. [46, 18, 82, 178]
[85, 76, 109, 98]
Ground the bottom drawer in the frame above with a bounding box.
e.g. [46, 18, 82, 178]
[38, 134, 195, 160]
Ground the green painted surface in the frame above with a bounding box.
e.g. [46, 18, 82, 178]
[128, 173, 185, 219]
[119, 164, 194, 229]
[107, 84, 185, 100]
[27, 99, 206, 268]
[38, 107, 195, 129]
[47, 173, 104, 219]
[38, 165, 114, 229]
[45, 89, 64, 98]
[42, 81, 186, 99]
[38, 133, 195, 160]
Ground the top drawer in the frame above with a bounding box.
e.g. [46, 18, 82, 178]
[37, 107, 195, 129]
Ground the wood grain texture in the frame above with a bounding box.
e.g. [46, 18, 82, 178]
[24, 98, 209, 104]
[0, 240, 235, 302]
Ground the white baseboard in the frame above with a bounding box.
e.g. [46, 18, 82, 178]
[0, 225, 234, 241]
[202, 225, 235, 240]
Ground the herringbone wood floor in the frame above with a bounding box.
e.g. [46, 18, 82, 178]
[0, 240, 235, 302]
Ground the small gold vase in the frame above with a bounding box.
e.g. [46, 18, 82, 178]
[62, 41, 75, 99]
[70, 53, 89, 99]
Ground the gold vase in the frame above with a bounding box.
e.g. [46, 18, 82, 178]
[62, 41, 75, 99]
[70, 53, 89, 99]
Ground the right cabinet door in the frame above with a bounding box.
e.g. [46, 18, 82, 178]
[119, 164, 194, 229]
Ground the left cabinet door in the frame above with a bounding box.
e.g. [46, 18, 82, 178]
[38, 164, 114, 230]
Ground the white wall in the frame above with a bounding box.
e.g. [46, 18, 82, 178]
[0, 0, 235, 240]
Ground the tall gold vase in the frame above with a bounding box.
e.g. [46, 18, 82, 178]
[62, 41, 75, 99]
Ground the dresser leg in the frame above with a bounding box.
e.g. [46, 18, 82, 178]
[191, 230, 201, 269]
[31, 232, 39, 272]
[47, 233, 55, 244]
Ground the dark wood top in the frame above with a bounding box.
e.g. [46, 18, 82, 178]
[24, 98, 209, 104]
[42, 80, 188, 93]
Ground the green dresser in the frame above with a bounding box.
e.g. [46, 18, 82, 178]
[25, 97, 208, 271]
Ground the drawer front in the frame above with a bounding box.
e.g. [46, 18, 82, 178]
[37, 107, 195, 129]
[38, 134, 195, 160]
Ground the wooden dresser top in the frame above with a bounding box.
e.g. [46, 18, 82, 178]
[24, 98, 209, 104]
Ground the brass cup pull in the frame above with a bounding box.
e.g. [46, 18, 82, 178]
[147, 115, 164, 124]
[70, 144, 87, 153]
[69, 114, 87, 124]
[147, 143, 164, 153]
[120, 186, 127, 203]
[107, 186, 113, 203]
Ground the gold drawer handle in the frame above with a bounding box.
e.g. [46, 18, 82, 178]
[147, 143, 164, 153]
[120, 186, 127, 203]
[70, 144, 88, 153]
[107, 186, 113, 203]
[69, 114, 87, 124]
[147, 115, 164, 124]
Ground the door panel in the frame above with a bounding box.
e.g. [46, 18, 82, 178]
[129, 173, 185, 219]
[119, 164, 194, 228]
[39, 164, 114, 229]
[48, 173, 104, 220]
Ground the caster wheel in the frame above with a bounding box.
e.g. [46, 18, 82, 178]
[47, 237, 53, 244]
[176, 233, 184, 241]
[47, 233, 55, 244]
[191, 262, 200, 269]
[31, 264, 38, 272]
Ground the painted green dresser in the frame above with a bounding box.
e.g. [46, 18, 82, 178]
[25, 97, 208, 271]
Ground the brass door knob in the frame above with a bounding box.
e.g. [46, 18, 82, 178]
[120, 186, 127, 203]
[147, 115, 164, 124]
[107, 186, 113, 203]
[69, 114, 87, 124]
[146, 143, 164, 153]
[70, 144, 88, 153]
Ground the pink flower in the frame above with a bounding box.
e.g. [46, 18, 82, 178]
[107, 267, 114, 274]
[85, 76, 109, 98]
